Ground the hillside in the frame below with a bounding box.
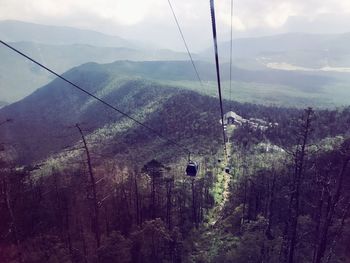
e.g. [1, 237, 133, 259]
[0, 58, 349, 262]
[0, 42, 193, 102]
[81, 60, 347, 107]
[1, 59, 347, 165]
[0, 101, 8, 108]
[0, 63, 223, 164]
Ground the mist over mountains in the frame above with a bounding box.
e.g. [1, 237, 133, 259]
[0, 20, 131, 47]
[206, 32, 350, 58]
[1, 20, 350, 107]
[0, 21, 196, 102]
[0, 41, 194, 102]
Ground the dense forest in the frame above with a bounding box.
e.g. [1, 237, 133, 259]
[1, 87, 349, 262]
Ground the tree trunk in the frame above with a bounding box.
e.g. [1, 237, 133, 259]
[266, 170, 276, 240]
[314, 158, 349, 263]
[4, 178, 24, 263]
[191, 179, 197, 228]
[282, 107, 313, 263]
[76, 124, 100, 249]
[134, 174, 140, 226]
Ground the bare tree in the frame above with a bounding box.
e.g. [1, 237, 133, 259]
[281, 107, 314, 263]
[313, 138, 350, 263]
[76, 124, 100, 249]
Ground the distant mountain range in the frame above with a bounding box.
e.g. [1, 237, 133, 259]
[202, 33, 350, 70]
[1, 20, 350, 107]
[0, 41, 195, 102]
[0, 20, 132, 47]
[0, 20, 201, 102]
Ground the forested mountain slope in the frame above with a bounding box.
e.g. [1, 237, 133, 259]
[1, 59, 348, 164]
[0, 62, 224, 164]
[0, 57, 350, 263]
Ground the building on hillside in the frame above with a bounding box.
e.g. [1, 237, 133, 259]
[249, 118, 268, 126]
[221, 111, 279, 130]
[223, 111, 245, 125]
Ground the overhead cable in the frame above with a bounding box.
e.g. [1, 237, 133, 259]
[229, 0, 234, 109]
[167, 0, 203, 86]
[0, 40, 191, 155]
[209, 0, 227, 149]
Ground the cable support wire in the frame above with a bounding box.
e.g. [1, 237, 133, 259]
[0, 40, 191, 155]
[209, 0, 227, 154]
[167, 0, 203, 86]
[229, 0, 234, 110]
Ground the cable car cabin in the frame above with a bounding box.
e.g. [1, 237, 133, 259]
[186, 161, 199, 177]
[225, 167, 230, 174]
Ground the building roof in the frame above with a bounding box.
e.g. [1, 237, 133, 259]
[224, 111, 244, 122]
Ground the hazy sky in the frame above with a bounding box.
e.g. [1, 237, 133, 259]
[1, 0, 350, 51]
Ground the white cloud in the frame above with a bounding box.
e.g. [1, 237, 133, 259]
[1, 0, 350, 50]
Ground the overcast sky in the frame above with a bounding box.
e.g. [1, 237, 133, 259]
[1, 0, 350, 51]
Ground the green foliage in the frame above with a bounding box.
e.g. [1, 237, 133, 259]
[222, 217, 281, 263]
[130, 219, 179, 263]
[98, 232, 131, 263]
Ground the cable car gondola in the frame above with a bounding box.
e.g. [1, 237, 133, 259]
[186, 161, 199, 177]
[225, 167, 230, 174]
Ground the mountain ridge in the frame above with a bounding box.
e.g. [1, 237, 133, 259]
[0, 41, 196, 102]
[0, 63, 223, 164]
[0, 20, 131, 47]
